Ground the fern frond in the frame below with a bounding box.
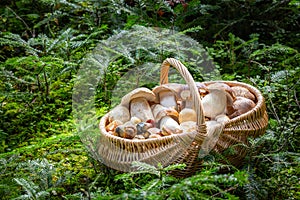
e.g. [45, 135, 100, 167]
[271, 70, 287, 82]
[131, 161, 160, 176]
[0, 33, 41, 56]
[46, 28, 74, 53]
[14, 178, 39, 199]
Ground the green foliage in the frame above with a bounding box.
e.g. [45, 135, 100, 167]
[13, 178, 50, 200]
[174, 0, 300, 49]
[0, 55, 75, 152]
[105, 162, 248, 199]
[0, 0, 299, 199]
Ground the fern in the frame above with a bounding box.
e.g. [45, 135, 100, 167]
[112, 162, 247, 199]
[16, 158, 70, 191]
[13, 178, 50, 200]
[0, 32, 41, 56]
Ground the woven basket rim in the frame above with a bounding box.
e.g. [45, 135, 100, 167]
[99, 80, 265, 143]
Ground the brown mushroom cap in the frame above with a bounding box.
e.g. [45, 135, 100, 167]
[231, 86, 256, 101]
[160, 116, 182, 135]
[229, 96, 256, 119]
[121, 87, 156, 108]
[162, 83, 188, 96]
[195, 82, 209, 96]
[207, 82, 232, 92]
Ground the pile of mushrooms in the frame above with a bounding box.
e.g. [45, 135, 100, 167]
[105, 82, 256, 140]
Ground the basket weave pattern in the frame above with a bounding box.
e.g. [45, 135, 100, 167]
[98, 58, 268, 176]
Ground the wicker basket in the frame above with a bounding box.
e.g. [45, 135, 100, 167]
[98, 58, 268, 177]
[205, 81, 269, 166]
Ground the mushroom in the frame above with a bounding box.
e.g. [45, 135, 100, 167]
[207, 82, 232, 92]
[151, 104, 179, 124]
[205, 120, 219, 128]
[179, 108, 197, 124]
[121, 87, 156, 108]
[152, 85, 179, 109]
[195, 82, 209, 97]
[231, 86, 256, 102]
[146, 127, 162, 136]
[163, 83, 188, 96]
[202, 88, 227, 119]
[115, 121, 137, 139]
[215, 114, 230, 124]
[160, 116, 183, 135]
[108, 105, 130, 123]
[130, 116, 142, 125]
[105, 120, 123, 132]
[180, 121, 197, 133]
[130, 97, 155, 122]
[229, 97, 256, 119]
[136, 122, 154, 138]
[206, 82, 236, 116]
[178, 89, 197, 124]
[151, 104, 181, 135]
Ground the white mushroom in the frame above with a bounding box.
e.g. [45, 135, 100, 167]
[202, 88, 227, 119]
[151, 103, 181, 135]
[108, 105, 130, 123]
[160, 116, 182, 135]
[178, 88, 197, 124]
[229, 96, 256, 119]
[180, 121, 197, 133]
[206, 82, 236, 116]
[205, 120, 219, 127]
[130, 116, 142, 124]
[130, 97, 154, 122]
[152, 85, 179, 109]
[146, 127, 162, 135]
[179, 108, 197, 124]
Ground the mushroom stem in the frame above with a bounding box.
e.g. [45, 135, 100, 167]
[202, 88, 227, 119]
[159, 90, 177, 109]
[130, 97, 154, 122]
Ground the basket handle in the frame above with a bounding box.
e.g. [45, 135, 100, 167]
[160, 58, 205, 125]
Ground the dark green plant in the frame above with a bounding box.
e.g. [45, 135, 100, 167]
[99, 162, 248, 200]
[241, 44, 299, 199]
[174, 0, 300, 49]
[0, 55, 75, 152]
